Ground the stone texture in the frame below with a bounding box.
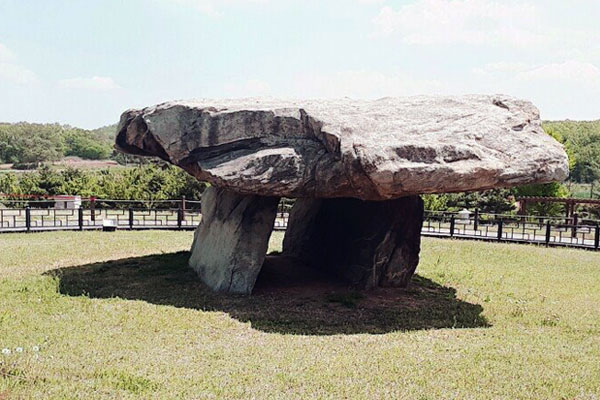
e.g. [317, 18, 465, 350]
[188, 186, 279, 294]
[283, 196, 424, 289]
[116, 95, 569, 295]
[116, 95, 569, 201]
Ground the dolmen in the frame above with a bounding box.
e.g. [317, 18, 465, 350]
[116, 96, 569, 294]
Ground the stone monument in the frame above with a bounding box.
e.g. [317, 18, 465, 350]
[116, 96, 569, 294]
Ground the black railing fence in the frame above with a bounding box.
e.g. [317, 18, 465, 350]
[0, 196, 202, 210]
[0, 208, 202, 232]
[0, 201, 598, 251]
[421, 210, 600, 250]
[0, 200, 202, 233]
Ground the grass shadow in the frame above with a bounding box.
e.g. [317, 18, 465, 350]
[47, 251, 489, 335]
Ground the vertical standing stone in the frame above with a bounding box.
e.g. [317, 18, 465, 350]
[280, 198, 323, 261]
[189, 186, 280, 294]
[283, 196, 424, 289]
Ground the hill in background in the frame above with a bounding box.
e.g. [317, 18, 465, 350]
[542, 120, 600, 185]
[0, 122, 119, 169]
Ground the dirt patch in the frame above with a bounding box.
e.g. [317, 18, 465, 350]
[1, 157, 121, 172]
[53, 157, 120, 169]
[255, 254, 445, 311]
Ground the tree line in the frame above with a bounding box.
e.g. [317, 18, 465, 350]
[0, 164, 206, 206]
[543, 120, 600, 184]
[421, 182, 578, 216]
[0, 122, 115, 167]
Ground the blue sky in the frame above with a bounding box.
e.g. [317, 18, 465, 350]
[1, 0, 599, 128]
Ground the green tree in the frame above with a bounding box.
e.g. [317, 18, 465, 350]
[0, 122, 117, 167]
[514, 182, 570, 216]
[64, 130, 112, 160]
[0, 164, 206, 204]
[543, 121, 600, 184]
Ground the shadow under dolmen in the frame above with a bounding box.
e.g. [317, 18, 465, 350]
[47, 252, 489, 335]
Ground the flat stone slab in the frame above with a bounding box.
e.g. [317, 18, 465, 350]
[116, 95, 569, 201]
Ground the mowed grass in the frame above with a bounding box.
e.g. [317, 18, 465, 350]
[1, 231, 599, 399]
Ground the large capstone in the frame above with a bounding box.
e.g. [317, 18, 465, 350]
[116, 95, 569, 294]
[116, 96, 569, 200]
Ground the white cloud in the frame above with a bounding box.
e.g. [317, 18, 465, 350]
[357, 0, 386, 4]
[0, 62, 38, 85]
[473, 60, 600, 86]
[0, 43, 16, 62]
[290, 70, 444, 98]
[516, 60, 600, 85]
[223, 78, 272, 96]
[58, 76, 122, 91]
[466, 59, 600, 120]
[168, 0, 383, 13]
[372, 0, 544, 47]
[221, 70, 443, 99]
[0, 42, 38, 85]
[165, 0, 269, 17]
[472, 62, 531, 76]
[167, 0, 220, 16]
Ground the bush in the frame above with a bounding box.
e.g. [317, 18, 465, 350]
[0, 164, 206, 205]
[64, 131, 112, 160]
[0, 122, 115, 165]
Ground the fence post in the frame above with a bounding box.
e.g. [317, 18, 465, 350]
[545, 220, 551, 246]
[78, 207, 83, 231]
[25, 206, 31, 233]
[90, 197, 96, 222]
[572, 213, 578, 238]
[128, 208, 134, 230]
[449, 215, 455, 237]
[177, 207, 183, 230]
[181, 196, 186, 221]
[473, 208, 479, 232]
[497, 219, 503, 241]
[595, 224, 599, 250]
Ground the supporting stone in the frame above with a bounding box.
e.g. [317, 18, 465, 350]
[283, 196, 424, 289]
[189, 186, 280, 294]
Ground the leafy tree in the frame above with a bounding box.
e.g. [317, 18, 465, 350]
[0, 122, 117, 166]
[570, 142, 600, 184]
[0, 164, 206, 205]
[422, 194, 449, 211]
[64, 130, 112, 160]
[514, 182, 570, 216]
[0, 123, 64, 166]
[543, 121, 600, 185]
[422, 189, 516, 214]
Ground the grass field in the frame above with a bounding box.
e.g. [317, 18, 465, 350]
[1, 231, 599, 399]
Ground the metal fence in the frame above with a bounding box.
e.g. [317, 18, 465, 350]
[422, 210, 600, 251]
[0, 207, 202, 232]
[0, 204, 599, 251]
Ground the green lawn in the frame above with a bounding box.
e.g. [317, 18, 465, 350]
[1, 231, 599, 399]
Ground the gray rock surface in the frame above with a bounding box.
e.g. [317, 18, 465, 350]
[188, 186, 280, 294]
[116, 95, 569, 201]
[283, 196, 424, 289]
[116, 95, 569, 295]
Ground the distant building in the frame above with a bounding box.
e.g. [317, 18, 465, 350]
[51, 195, 81, 209]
